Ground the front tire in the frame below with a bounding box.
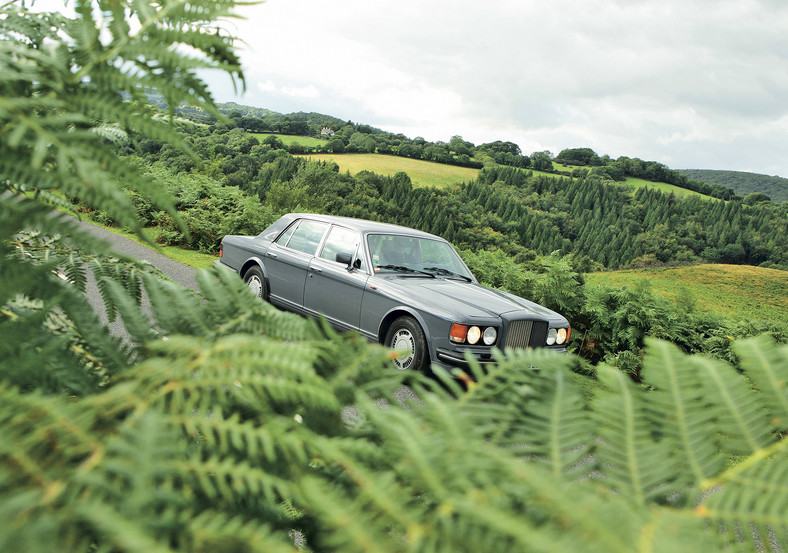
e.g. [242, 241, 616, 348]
[384, 316, 429, 371]
[243, 266, 267, 299]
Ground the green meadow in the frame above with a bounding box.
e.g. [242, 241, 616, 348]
[251, 133, 328, 148]
[297, 153, 481, 188]
[585, 264, 788, 327]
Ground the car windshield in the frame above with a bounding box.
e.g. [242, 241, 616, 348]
[367, 234, 474, 280]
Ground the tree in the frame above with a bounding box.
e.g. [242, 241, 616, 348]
[555, 147, 601, 166]
[530, 150, 554, 171]
[479, 140, 522, 156]
[449, 135, 474, 156]
[744, 192, 772, 205]
[349, 131, 377, 152]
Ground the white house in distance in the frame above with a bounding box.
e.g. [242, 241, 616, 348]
[320, 127, 335, 137]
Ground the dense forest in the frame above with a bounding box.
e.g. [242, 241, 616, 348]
[122, 122, 788, 272]
[678, 168, 788, 203]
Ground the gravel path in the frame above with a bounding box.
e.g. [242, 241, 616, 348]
[76, 221, 199, 341]
[77, 221, 199, 290]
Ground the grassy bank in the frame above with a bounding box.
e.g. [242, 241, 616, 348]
[586, 263, 788, 327]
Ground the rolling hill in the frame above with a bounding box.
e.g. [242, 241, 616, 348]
[585, 264, 788, 327]
[677, 169, 788, 203]
[294, 152, 714, 198]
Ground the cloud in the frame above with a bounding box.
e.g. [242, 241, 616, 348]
[216, 0, 788, 175]
[280, 84, 320, 98]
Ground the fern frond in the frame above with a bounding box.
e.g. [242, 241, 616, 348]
[451, 347, 592, 477]
[734, 336, 788, 428]
[61, 253, 88, 293]
[593, 365, 677, 506]
[695, 354, 774, 456]
[0, 383, 101, 487]
[640, 338, 723, 490]
[306, 393, 642, 553]
[131, 334, 342, 420]
[186, 510, 298, 553]
[181, 454, 299, 515]
[175, 412, 312, 466]
[699, 439, 788, 552]
[141, 273, 212, 335]
[196, 265, 321, 342]
[97, 276, 160, 346]
[91, 259, 144, 323]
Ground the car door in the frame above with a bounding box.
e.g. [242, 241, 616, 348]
[264, 219, 329, 310]
[303, 225, 369, 331]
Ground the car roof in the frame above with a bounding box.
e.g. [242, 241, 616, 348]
[287, 213, 442, 239]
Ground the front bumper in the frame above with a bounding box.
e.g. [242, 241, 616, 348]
[433, 345, 568, 370]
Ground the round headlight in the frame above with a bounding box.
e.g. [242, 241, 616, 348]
[467, 326, 481, 345]
[546, 328, 557, 345]
[556, 328, 568, 345]
[483, 326, 497, 345]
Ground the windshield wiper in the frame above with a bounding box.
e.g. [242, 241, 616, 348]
[422, 267, 472, 282]
[377, 265, 435, 278]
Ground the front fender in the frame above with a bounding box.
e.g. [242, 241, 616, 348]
[378, 306, 439, 351]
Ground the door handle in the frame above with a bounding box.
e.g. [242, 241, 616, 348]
[310, 266, 322, 273]
[266, 251, 277, 258]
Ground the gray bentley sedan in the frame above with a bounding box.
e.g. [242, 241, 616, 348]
[216, 213, 571, 372]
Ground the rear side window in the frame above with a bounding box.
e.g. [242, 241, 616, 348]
[275, 221, 298, 246]
[280, 220, 328, 255]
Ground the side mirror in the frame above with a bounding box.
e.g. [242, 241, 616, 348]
[335, 252, 353, 266]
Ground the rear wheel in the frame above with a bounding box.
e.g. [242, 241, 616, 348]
[243, 266, 266, 299]
[384, 316, 429, 371]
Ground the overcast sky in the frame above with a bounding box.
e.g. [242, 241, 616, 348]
[209, 1, 785, 176]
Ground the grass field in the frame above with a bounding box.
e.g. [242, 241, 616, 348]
[251, 133, 328, 148]
[552, 162, 711, 199]
[620, 176, 709, 199]
[296, 153, 481, 188]
[585, 264, 788, 327]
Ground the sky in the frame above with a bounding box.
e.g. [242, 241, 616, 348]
[202, 0, 788, 176]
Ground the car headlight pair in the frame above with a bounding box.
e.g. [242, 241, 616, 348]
[547, 327, 570, 346]
[450, 323, 497, 346]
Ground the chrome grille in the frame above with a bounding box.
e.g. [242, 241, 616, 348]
[505, 320, 549, 349]
[505, 320, 532, 349]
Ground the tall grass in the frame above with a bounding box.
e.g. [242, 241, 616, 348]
[586, 264, 788, 326]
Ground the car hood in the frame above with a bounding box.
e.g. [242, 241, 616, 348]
[379, 276, 564, 322]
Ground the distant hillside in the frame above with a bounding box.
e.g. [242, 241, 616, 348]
[585, 264, 788, 327]
[678, 169, 788, 203]
[173, 100, 746, 200]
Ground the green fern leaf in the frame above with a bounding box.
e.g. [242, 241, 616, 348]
[593, 365, 677, 506]
[640, 338, 723, 489]
[734, 336, 788, 428]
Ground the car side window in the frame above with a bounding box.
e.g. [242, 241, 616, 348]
[274, 221, 298, 247]
[319, 225, 363, 267]
[280, 220, 328, 255]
